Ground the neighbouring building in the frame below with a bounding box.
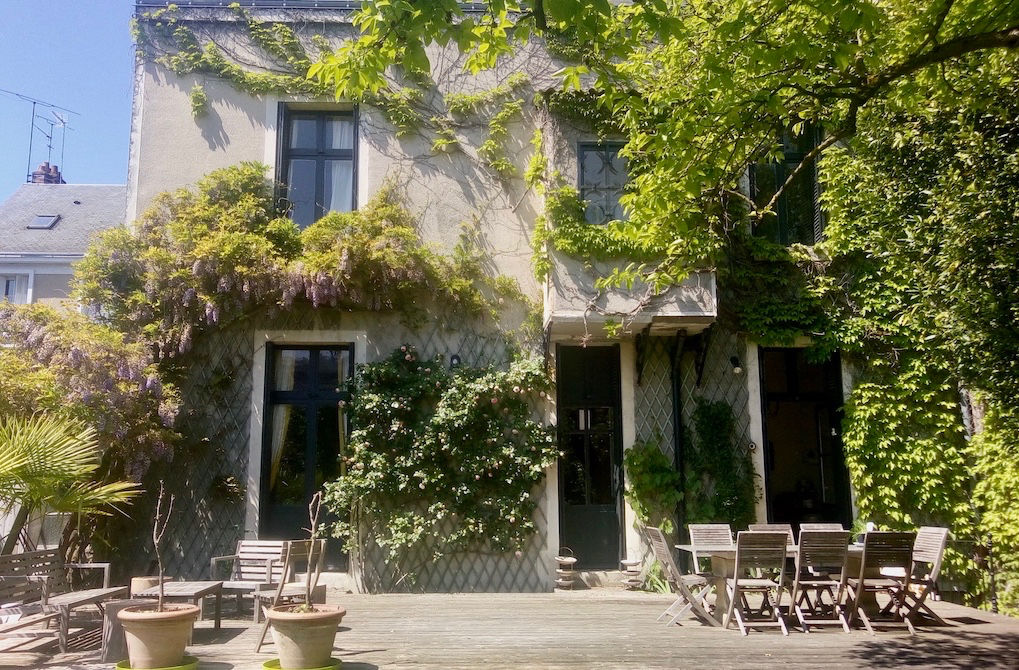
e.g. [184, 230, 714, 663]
[129, 1, 853, 591]
[0, 172, 126, 308]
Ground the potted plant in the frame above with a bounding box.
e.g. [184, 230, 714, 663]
[117, 483, 200, 669]
[264, 491, 345, 670]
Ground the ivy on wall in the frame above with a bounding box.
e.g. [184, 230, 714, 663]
[623, 435, 682, 536]
[322, 345, 557, 587]
[683, 398, 759, 529]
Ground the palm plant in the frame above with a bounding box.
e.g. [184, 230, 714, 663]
[0, 414, 139, 554]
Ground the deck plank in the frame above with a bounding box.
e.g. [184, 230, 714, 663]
[6, 589, 1019, 669]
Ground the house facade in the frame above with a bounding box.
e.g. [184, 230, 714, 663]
[0, 175, 126, 308]
[130, 1, 852, 591]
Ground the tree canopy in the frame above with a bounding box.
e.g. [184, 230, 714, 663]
[312, 0, 1019, 611]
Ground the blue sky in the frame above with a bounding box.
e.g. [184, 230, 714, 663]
[0, 1, 135, 202]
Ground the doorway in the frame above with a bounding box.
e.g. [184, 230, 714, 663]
[759, 348, 852, 528]
[260, 344, 353, 569]
[556, 345, 624, 569]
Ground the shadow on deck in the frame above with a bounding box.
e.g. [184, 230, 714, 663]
[2, 590, 1017, 669]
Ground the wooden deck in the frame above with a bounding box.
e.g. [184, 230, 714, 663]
[3, 589, 1018, 669]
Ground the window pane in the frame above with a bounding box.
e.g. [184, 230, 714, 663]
[324, 160, 353, 213]
[287, 159, 317, 227]
[606, 149, 626, 188]
[289, 117, 317, 150]
[325, 117, 354, 150]
[267, 404, 308, 505]
[562, 435, 588, 505]
[581, 150, 606, 187]
[315, 406, 345, 489]
[588, 434, 614, 504]
[273, 349, 310, 391]
[582, 189, 609, 226]
[317, 348, 351, 392]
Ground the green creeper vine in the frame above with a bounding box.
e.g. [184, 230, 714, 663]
[683, 399, 759, 529]
[322, 345, 557, 589]
[623, 436, 682, 535]
[188, 84, 209, 119]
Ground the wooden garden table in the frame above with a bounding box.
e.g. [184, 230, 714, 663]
[135, 580, 224, 629]
[676, 544, 865, 625]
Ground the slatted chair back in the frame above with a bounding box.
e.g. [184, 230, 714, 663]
[734, 531, 788, 574]
[799, 522, 845, 533]
[0, 574, 48, 605]
[749, 523, 795, 547]
[232, 540, 288, 583]
[796, 530, 850, 574]
[645, 527, 683, 589]
[0, 549, 68, 595]
[860, 531, 915, 575]
[273, 539, 326, 600]
[688, 524, 733, 570]
[913, 526, 949, 582]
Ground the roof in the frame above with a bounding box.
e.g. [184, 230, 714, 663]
[0, 184, 126, 256]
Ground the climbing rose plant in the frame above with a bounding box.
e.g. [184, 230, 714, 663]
[322, 346, 557, 588]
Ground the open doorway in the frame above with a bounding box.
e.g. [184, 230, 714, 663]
[759, 348, 852, 528]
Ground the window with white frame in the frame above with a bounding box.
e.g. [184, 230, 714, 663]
[1, 275, 28, 304]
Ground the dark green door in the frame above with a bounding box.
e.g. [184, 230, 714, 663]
[557, 345, 623, 569]
[260, 345, 353, 569]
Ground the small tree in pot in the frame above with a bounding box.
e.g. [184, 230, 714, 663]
[117, 483, 200, 669]
[263, 491, 346, 670]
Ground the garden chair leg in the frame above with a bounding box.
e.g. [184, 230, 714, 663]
[254, 606, 272, 653]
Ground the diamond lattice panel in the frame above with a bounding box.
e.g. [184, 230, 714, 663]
[157, 307, 550, 592]
[634, 337, 676, 460]
[679, 326, 755, 501]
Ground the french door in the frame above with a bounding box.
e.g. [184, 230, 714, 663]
[260, 345, 353, 568]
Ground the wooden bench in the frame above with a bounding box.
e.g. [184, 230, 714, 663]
[0, 549, 127, 616]
[0, 576, 68, 653]
[210, 540, 287, 620]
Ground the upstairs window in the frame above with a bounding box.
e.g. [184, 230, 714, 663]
[579, 143, 626, 225]
[752, 126, 823, 245]
[280, 108, 356, 228]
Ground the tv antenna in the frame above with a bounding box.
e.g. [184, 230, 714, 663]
[0, 87, 79, 182]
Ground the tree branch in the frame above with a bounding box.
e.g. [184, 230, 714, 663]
[759, 106, 857, 219]
[864, 25, 1019, 101]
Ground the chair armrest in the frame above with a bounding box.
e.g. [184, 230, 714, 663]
[67, 562, 112, 588]
[210, 554, 240, 579]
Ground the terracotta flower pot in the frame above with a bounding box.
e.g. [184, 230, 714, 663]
[266, 604, 345, 670]
[117, 603, 200, 669]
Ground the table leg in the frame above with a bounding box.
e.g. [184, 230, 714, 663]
[214, 589, 222, 630]
[710, 555, 735, 626]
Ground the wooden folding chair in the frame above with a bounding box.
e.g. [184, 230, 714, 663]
[253, 539, 327, 653]
[895, 526, 949, 626]
[749, 523, 795, 547]
[724, 531, 789, 635]
[784, 530, 851, 633]
[799, 523, 845, 533]
[846, 531, 916, 635]
[644, 527, 716, 627]
[687, 524, 733, 575]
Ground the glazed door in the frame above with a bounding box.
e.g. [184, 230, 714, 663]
[260, 345, 352, 569]
[557, 345, 623, 569]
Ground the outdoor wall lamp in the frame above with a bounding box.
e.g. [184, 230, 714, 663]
[449, 354, 462, 370]
[730, 356, 743, 375]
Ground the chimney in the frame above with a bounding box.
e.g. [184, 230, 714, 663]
[30, 162, 65, 184]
